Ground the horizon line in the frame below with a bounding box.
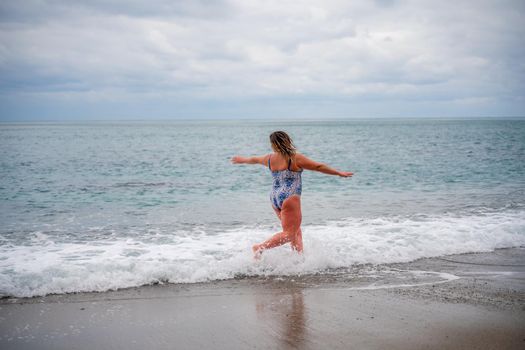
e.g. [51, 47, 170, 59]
[1, 115, 525, 123]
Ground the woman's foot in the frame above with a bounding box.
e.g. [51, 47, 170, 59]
[252, 244, 263, 260]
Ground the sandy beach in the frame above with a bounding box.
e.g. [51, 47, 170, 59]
[1, 247, 524, 350]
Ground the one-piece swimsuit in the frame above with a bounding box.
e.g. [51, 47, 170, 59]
[268, 155, 302, 210]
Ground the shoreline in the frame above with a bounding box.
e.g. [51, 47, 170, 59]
[1, 247, 524, 349]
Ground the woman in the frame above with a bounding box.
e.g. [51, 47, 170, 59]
[231, 131, 353, 258]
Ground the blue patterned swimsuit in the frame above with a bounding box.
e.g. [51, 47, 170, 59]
[268, 155, 303, 210]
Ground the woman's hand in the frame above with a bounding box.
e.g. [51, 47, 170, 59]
[338, 171, 353, 177]
[231, 156, 244, 164]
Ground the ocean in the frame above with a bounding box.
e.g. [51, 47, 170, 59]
[1, 118, 524, 297]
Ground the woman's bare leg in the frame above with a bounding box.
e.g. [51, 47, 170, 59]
[253, 195, 302, 256]
[273, 206, 303, 252]
[290, 228, 303, 252]
[282, 196, 302, 253]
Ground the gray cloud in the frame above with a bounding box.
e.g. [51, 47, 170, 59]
[0, 0, 524, 119]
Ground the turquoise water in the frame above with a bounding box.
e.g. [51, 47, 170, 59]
[1, 118, 524, 297]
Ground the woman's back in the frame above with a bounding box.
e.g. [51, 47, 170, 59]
[268, 153, 302, 172]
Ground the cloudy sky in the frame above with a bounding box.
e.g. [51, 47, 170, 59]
[0, 0, 524, 120]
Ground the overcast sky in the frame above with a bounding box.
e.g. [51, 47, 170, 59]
[0, 0, 524, 120]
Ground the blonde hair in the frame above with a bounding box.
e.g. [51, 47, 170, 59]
[269, 131, 296, 161]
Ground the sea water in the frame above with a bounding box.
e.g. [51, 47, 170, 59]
[1, 118, 524, 297]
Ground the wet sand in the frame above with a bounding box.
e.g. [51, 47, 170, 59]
[1, 247, 524, 349]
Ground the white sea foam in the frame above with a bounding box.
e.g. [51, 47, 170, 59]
[1, 210, 524, 297]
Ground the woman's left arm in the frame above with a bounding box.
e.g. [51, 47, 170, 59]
[231, 154, 269, 165]
[296, 153, 353, 177]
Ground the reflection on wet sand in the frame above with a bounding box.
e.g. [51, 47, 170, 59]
[255, 288, 306, 348]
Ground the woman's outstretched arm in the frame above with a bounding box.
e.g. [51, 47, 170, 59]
[231, 154, 269, 165]
[296, 153, 353, 177]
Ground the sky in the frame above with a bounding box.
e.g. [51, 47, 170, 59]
[0, 0, 524, 120]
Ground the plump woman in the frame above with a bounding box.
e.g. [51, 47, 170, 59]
[231, 131, 353, 258]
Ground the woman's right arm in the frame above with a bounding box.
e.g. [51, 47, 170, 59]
[231, 154, 269, 166]
[296, 153, 353, 177]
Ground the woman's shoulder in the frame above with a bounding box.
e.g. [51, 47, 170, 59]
[294, 152, 316, 169]
[294, 152, 307, 162]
